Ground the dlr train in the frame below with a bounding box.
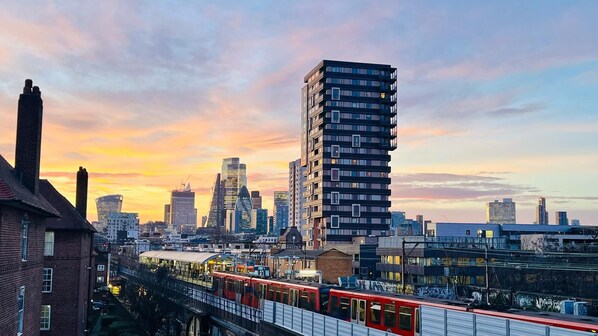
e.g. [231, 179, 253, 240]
[211, 271, 598, 335]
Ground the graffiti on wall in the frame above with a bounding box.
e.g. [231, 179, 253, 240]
[514, 293, 563, 312]
[416, 286, 455, 300]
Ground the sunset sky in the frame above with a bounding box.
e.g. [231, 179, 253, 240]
[0, 1, 597, 224]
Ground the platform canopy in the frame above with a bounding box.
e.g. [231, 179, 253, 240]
[140, 250, 222, 264]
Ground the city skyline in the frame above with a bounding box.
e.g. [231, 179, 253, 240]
[0, 1, 597, 224]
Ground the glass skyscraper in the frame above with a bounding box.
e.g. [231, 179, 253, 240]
[221, 157, 247, 211]
[301, 60, 397, 249]
[95, 194, 123, 231]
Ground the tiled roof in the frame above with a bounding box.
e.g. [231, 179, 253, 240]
[39, 179, 96, 232]
[0, 155, 59, 217]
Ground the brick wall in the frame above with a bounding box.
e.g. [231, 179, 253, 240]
[0, 206, 46, 336]
[42, 231, 93, 336]
[316, 250, 352, 284]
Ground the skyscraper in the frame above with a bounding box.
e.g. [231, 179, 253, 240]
[556, 211, 568, 226]
[486, 198, 516, 224]
[273, 191, 289, 236]
[251, 190, 262, 209]
[536, 197, 548, 225]
[95, 194, 123, 231]
[170, 184, 197, 234]
[301, 60, 397, 248]
[288, 159, 307, 234]
[252, 208, 268, 235]
[221, 157, 247, 211]
[205, 173, 225, 229]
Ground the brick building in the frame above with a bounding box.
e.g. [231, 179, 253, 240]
[0, 80, 60, 336]
[269, 248, 352, 283]
[39, 169, 95, 335]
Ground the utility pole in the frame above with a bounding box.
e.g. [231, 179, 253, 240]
[401, 238, 406, 294]
[485, 244, 490, 305]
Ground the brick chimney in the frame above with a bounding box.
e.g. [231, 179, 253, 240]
[14, 79, 43, 194]
[76, 166, 88, 219]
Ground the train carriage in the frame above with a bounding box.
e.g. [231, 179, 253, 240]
[211, 271, 331, 313]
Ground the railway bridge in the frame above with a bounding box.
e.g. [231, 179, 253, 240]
[119, 268, 594, 336]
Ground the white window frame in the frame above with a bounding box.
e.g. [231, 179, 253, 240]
[41, 305, 51, 331]
[331, 168, 340, 181]
[331, 145, 340, 158]
[331, 215, 340, 228]
[331, 110, 340, 123]
[97, 264, 105, 272]
[331, 192, 340, 205]
[332, 87, 341, 100]
[352, 134, 361, 148]
[21, 218, 29, 261]
[352, 204, 361, 217]
[44, 231, 55, 256]
[17, 286, 25, 336]
[42, 268, 53, 293]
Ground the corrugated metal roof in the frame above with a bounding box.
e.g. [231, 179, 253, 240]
[140, 251, 221, 264]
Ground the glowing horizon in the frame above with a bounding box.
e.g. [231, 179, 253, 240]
[0, 1, 597, 225]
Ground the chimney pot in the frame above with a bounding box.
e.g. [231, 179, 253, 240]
[15, 79, 43, 194]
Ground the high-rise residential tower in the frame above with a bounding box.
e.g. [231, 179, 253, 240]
[486, 198, 516, 224]
[221, 158, 247, 211]
[289, 159, 307, 235]
[169, 184, 197, 234]
[273, 191, 289, 236]
[301, 60, 397, 249]
[536, 197, 548, 225]
[205, 173, 225, 229]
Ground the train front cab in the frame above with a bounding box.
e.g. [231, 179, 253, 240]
[329, 290, 420, 336]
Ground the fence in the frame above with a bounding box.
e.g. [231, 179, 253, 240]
[421, 306, 593, 336]
[263, 300, 396, 336]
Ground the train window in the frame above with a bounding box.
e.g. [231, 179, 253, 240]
[359, 300, 366, 322]
[351, 299, 358, 320]
[340, 298, 350, 320]
[370, 302, 381, 324]
[331, 296, 339, 316]
[384, 304, 396, 328]
[276, 287, 283, 303]
[268, 287, 275, 301]
[290, 289, 298, 307]
[320, 290, 329, 312]
[300, 291, 309, 310]
[399, 307, 412, 330]
[309, 292, 316, 311]
[282, 288, 290, 304]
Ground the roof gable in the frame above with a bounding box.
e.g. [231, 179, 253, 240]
[39, 179, 96, 232]
[0, 155, 59, 217]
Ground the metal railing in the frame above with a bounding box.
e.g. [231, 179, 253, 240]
[263, 300, 394, 336]
[421, 306, 593, 336]
[120, 268, 261, 332]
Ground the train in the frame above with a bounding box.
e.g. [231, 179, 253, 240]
[211, 271, 598, 335]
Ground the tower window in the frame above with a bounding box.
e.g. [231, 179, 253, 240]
[352, 134, 361, 148]
[352, 204, 361, 217]
[331, 192, 340, 205]
[331, 168, 340, 181]
[331, 110, 340, 123]
[331, 145, 340, 158]
[332, 87, 341, 100]
[331, 215, 340, 228]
